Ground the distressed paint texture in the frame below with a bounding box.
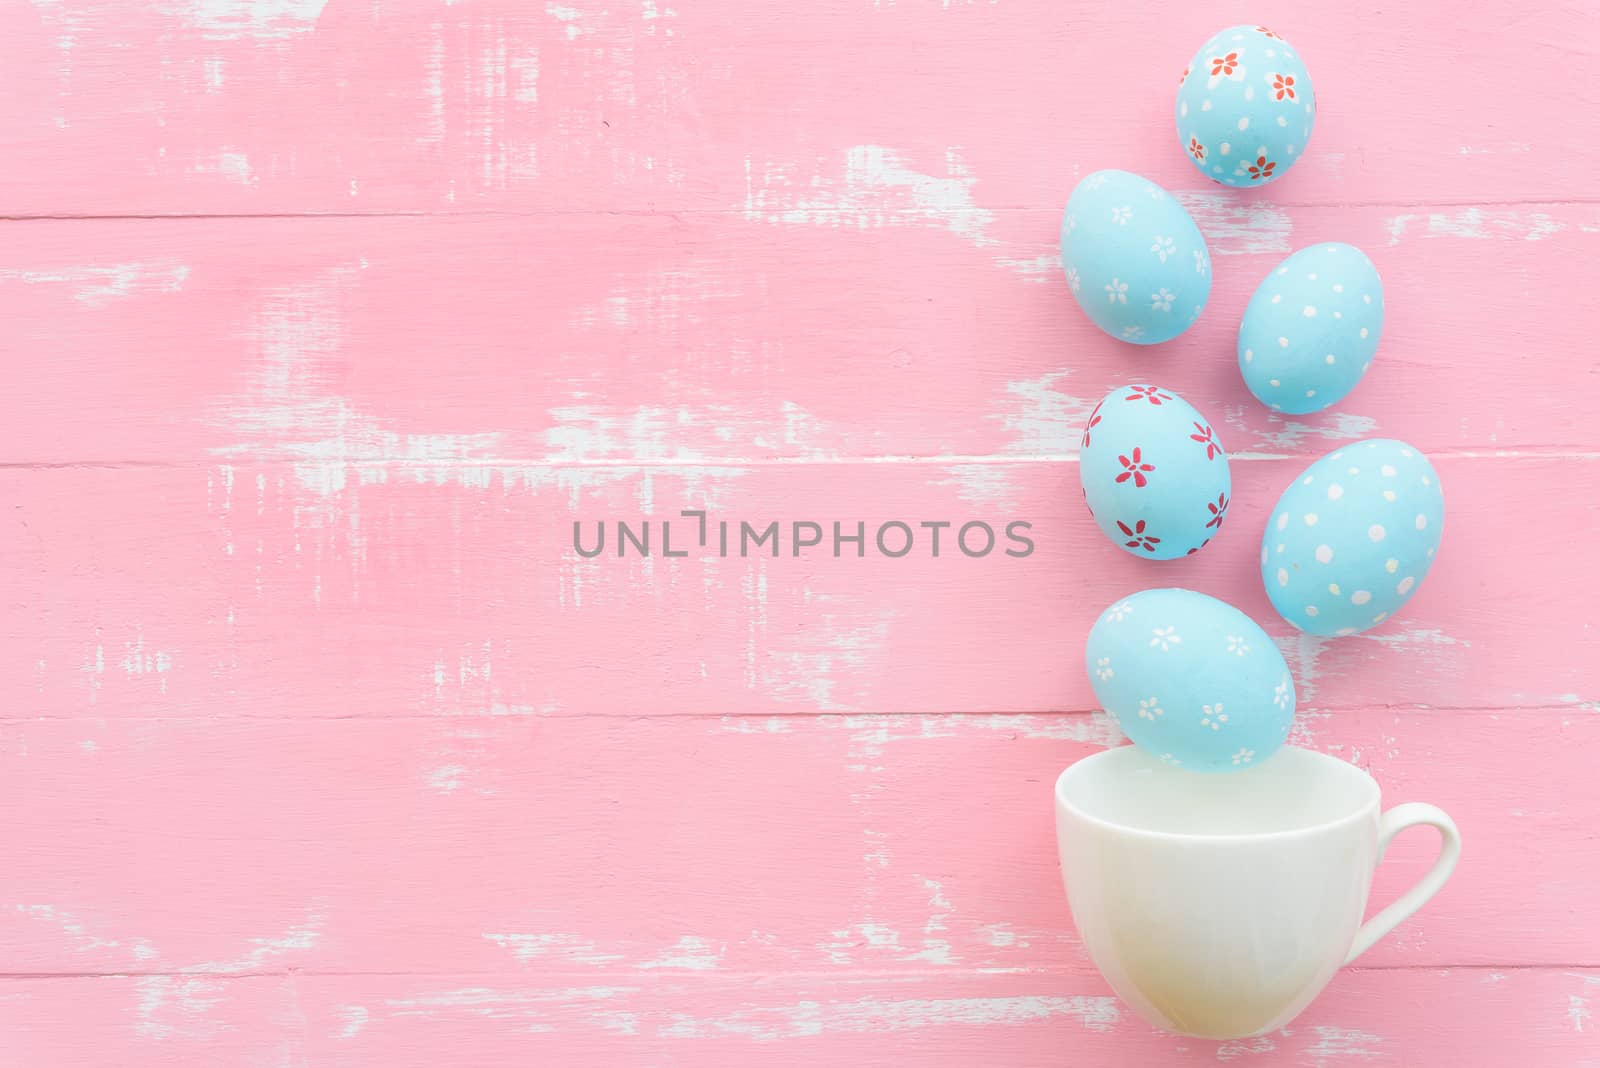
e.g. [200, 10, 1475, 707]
[3, 457, 1595, 718]
[4, 209, 1600, 465]
[3, 2, 1599, 213]
[2, 712, 1597, 977]
[3, 1, 1599, 1065]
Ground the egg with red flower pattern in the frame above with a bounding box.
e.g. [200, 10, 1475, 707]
[1080, 385, 1232, 561]
[1176, 24, 1315, 187]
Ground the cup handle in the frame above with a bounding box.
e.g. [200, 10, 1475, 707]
[1344, 802, 1461, 965]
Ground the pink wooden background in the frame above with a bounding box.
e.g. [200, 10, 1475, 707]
[3, 1, 1598, 1064]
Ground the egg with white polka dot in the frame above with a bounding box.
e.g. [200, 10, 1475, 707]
[1061, 169, 1212, 345]
[1176, 24, 1315, 187]
[1080, 384, 1231, 560]
[1087, 588, 1296, 773]
[1239, 243, 1384, 414]
[1261, 440, 1444, 636]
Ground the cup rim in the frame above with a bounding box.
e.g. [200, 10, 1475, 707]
[1054, 744, 1380, 844]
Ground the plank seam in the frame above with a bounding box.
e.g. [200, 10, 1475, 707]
[5, 450, 1600, 471]
[0, 963, 1586, 981]
[0, 706, 1587, 723]
[2, 197, 1600, 223]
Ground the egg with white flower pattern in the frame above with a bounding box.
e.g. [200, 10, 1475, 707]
[1262, 439, 1444, 636]
[1239, 243, 1384, 414]
[1176, 24, 1315, 187]
[1087, 588, 1296, 773]
[1061, 169, 1211, 345]
[1079, 384, 1231, 560]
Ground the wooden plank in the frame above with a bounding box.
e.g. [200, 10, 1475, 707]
[2, 967, 1599, 1065]
[2, 457, 1594, 720]
[1, 711, 1594, 975]
[3, 207, 1597, 466]
[3, 2, 1593, 1065]
[2, 3, 1596, 216]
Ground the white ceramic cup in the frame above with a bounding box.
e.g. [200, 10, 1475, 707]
[1054, 745, 1460, 1039]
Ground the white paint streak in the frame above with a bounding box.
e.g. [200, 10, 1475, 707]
[862, 829, 891, 870]
[819, 922, 903, 966]
[1568, 974, 1600, 1034]
[134, 976, 226, 1040]
[1174, 191, 1292, 256]
[427, 641, 563, 718]
[334, 1005, 368, 1039]
[220, 270, 840, 510]
[546, 401, 838, 464]
[1386, 209, 1575, 245]
[545, 2, 587, 38]
[1365, 626, 1469, 649]
[980, 923, 1023, 948]
[759, 608, 894, 713]
[1304, 1025, 1383, 1062]
[744, 146, 995, 247]
[13, 904, 125, 954]
[911, 878, 955, 966]
[216, 269, 499, 498]
[714, 716, 795, 734]
[636, 935, 722, 972]
[660, 994, 1119, 1041]
[511, 49, 540, 106]
[198, 149, 256, 186]
[79, 640, 104, 704]
[1570, 993, 1592, 1033]
[422, 28, 447, 143]
[25, 0, 90, 68]
[997, 371, 1096, 456]
[1458, 142, 1531, 156]
[426, 764, 467, 793]
[915, 712, 1122, 745]
[1244, 408, 1380, 451]
[386, 984, 632, 1020]
[211, 271, 650, 519]
[0, 262, 190, 307]
[166, 0, 327, 39]
[483, 932, 625, 967]
[1217, 1035, 1277, 1060]
[120, 632, 176, 694]
[993, 252, 1062, 282]
[936, 463, 1017, 506]
[184, 912, 323, 974]
[1279, 633, 1329, 705]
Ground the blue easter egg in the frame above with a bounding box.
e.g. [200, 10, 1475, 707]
[1087, 588, 1296, 773]
[1262, 440, 1445, 636]
[1176, 25, 1315, 187]
[1239, 243, 1384, 414]
[1061, 169, 1211, 345]
[1080, 384, 1230, 560]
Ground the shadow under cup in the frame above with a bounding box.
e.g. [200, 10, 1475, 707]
[1054, 746, 1382, 1040]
